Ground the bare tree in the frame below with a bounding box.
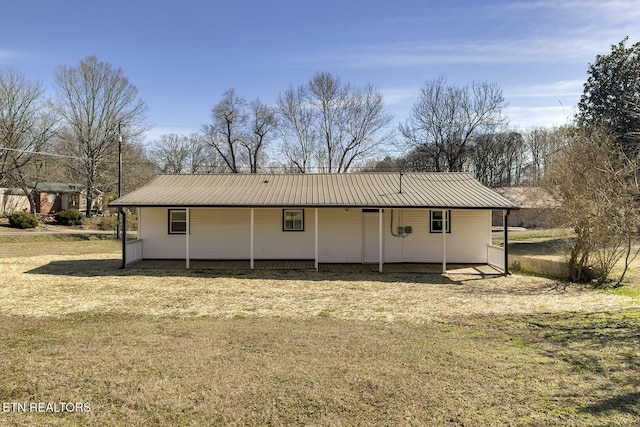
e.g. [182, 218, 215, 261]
[204, 89, 246, 173]
[0, 69, 58, 212]
[469, 131, 526, 187]
[277, 72, 393, 173]
[203, 89, 275, 173]
[277, 85, 317, 173]
[54, 55, 148, 216]
[399, 76, 507, 172]
[149, 133, 214, 173]
[522, 126, 568, 185]
[544, 127, 639, 285]
[245, 100, 277, 173]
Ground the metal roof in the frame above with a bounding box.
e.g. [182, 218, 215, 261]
[110, 173, 519, 210]
[27, 182, 85, 193]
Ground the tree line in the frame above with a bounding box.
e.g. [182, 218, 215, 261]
[149, 72, 572, 189]
[3, 53, 623, 204]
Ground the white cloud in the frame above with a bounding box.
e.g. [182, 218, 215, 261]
[143, 125, 202, 145]
[0, 50, 22, 60]
[504, 80, 584, 98]
[290, 0, 640, 69]
[507, 105, 576, 129]
[380, 87, 418, 106]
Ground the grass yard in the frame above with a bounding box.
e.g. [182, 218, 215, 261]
[0, 236, 639, 426]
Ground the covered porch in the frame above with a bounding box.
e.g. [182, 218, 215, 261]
[125, 258, 503, 275]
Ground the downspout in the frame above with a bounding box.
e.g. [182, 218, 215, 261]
[504, 210, 510, 276]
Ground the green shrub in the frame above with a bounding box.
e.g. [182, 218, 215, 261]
[54, 209, 84, 226]
[97, 214, 137, 231]
[8, 212, 39, 229]
[98, 216, 117, 231]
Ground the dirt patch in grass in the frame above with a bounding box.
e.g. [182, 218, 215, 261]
[0, 312, 638, 426]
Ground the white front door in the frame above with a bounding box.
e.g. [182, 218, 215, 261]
[362, 213, 380, 263]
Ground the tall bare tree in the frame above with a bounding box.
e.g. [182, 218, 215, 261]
[0, 69, 58, 212]
[277, 85, 317, 173]
[246, 100, 277, 173]
[399, 76, 507, 172]
[149, 133, 216, 173]
[522, 126, 568, 185]
[203, 89, 276, 173]
[278, 72, 393, 173]
[204, 89, 246, 173]
[469, 131, 526, 187]
[54, 55, 148, 215]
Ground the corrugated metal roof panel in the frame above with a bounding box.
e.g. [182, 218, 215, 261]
[110, 173, 519, 209]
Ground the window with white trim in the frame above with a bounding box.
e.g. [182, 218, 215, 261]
[283, 209, 304, 231]
[168, 209, 187, 234]
[430, 210, 451, 233]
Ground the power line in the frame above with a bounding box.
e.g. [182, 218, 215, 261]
[0, 146, 81, 159]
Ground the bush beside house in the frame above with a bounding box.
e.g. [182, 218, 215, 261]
[54, 209, 84, 226]
[8, 212, 39, 229]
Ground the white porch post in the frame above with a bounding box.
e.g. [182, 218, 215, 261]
[314, 208, 319, 270]
[441, 210, 447, 273]
[378, 208, 383, 272]
[186, 208, 190, 269]
[250, 208, 255, 270]
[503, 209, 510, 276]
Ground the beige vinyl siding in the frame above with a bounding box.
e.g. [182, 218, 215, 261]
[138, 207, 490, 263]
[382, 209, 490, 263]
[444, 210, 491, 263]
[139, 207, 188, 259]
[254, 209, 315, 259]
[318, 208, 363, 263]
[384, 209, 429, 263]
[190, 209, 250, 259]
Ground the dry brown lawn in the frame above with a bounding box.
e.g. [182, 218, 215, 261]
[1, 236, 639, 426]
[1, 252, 638, 322]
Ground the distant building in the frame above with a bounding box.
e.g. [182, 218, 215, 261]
[28, 182, 88, 214]
[492, 187, 558, 229]
[0, 188, 30, 215]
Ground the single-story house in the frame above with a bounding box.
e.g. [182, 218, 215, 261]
[110, 173, 519, 273]
[28, 182, 87, 214]
[492, 187, 558, 229]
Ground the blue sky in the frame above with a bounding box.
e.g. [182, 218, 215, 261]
[2, 0, 639, 149]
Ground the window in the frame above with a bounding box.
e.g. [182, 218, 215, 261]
[430, 210, 451, 233]
[283, 209, 304, 231]
[168, 209, 187, 234]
